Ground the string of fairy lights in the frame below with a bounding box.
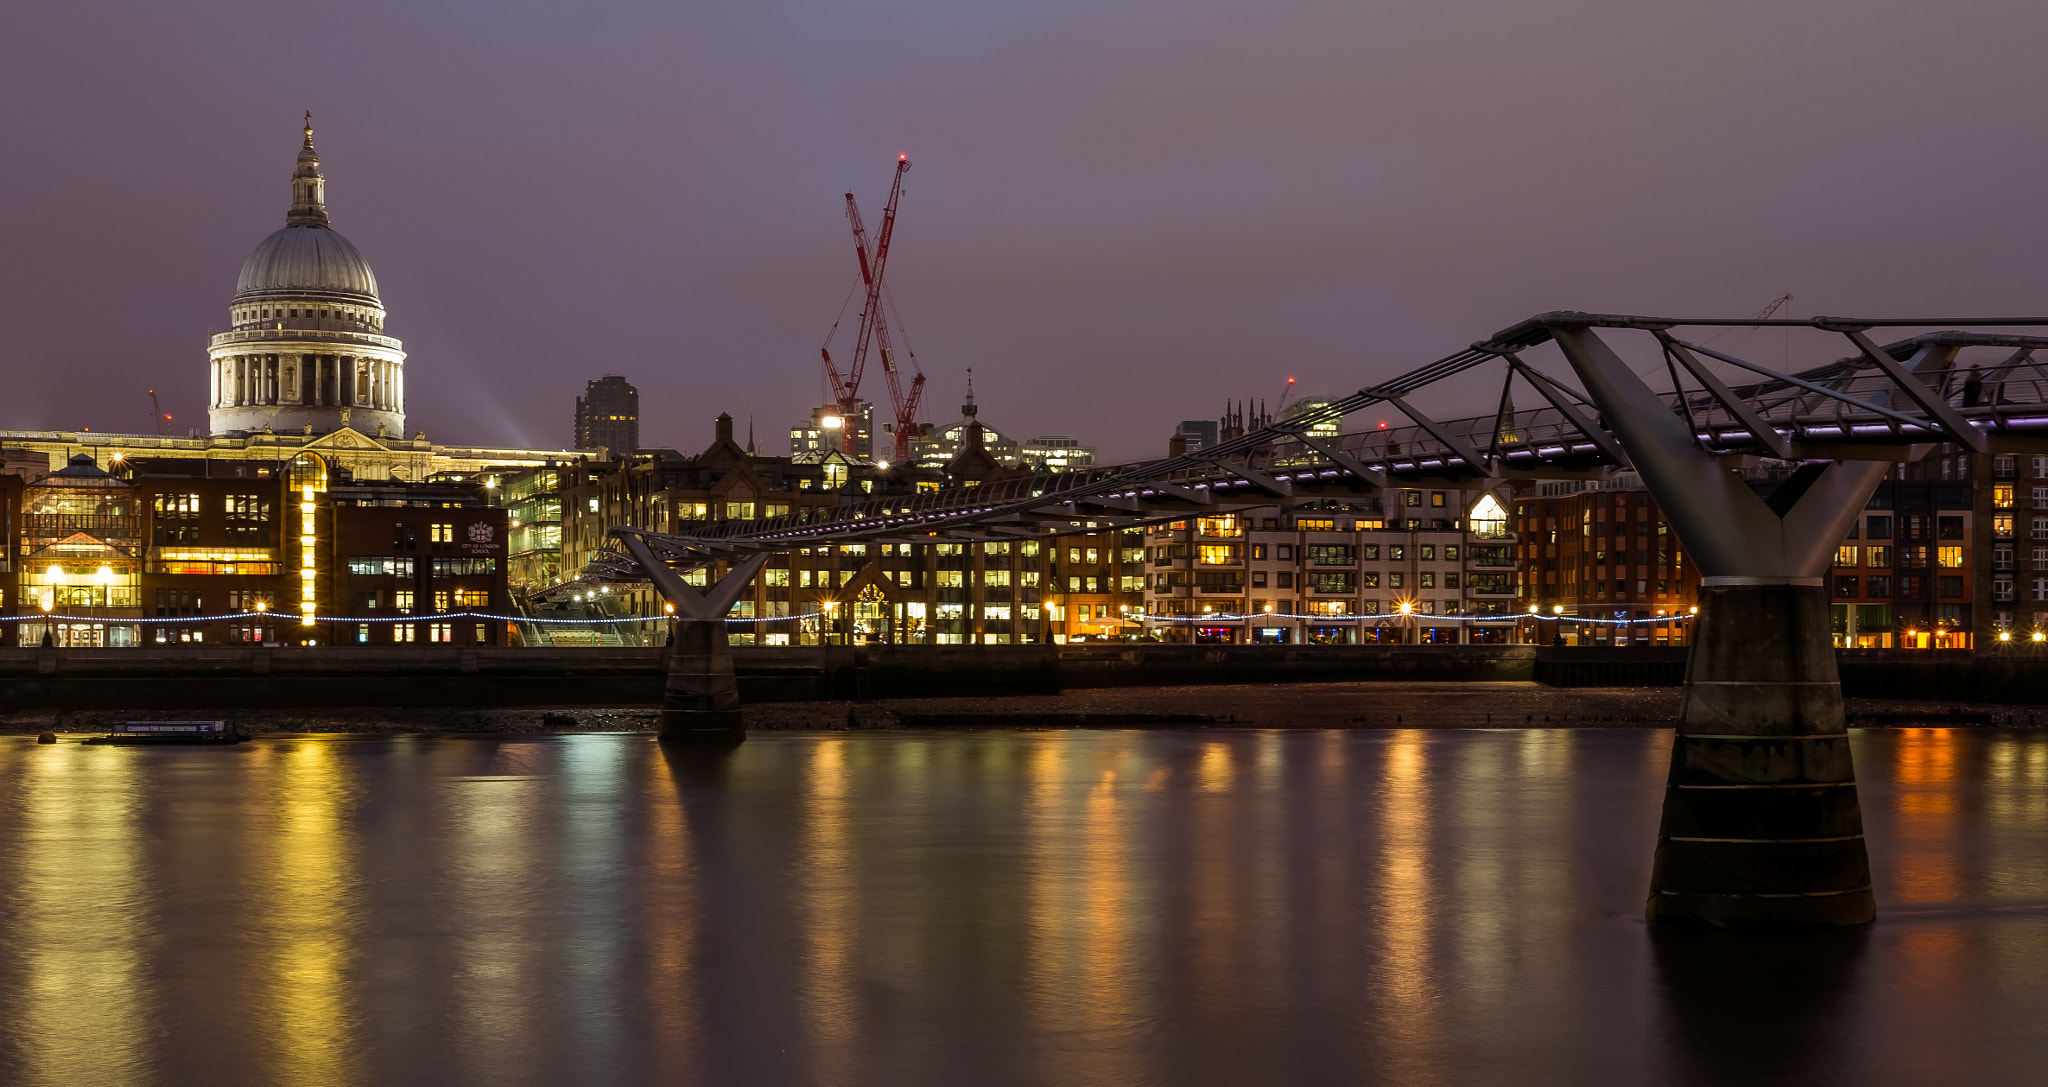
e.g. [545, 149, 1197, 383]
[4, 605, 1696, 628]
[0, 609, 825, 626]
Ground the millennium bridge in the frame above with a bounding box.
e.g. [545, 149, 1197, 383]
[565, 310, 2048, 927]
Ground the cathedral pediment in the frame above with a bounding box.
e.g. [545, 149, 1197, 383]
[303, 426, 385, 451]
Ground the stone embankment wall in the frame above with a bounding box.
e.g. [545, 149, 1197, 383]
[0, 644, 2040, 711]
[0, 643, 1532, 710]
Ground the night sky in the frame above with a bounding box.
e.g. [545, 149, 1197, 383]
[4, 0, 2046, 462]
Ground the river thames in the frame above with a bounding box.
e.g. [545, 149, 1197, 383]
[1, 728, 2043, 1086]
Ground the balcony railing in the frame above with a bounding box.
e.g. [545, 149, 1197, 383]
[24, 514, 138, 540]
[209, 327, 403, 350]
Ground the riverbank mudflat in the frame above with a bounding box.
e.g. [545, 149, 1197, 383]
[4, 680, 2039, 735]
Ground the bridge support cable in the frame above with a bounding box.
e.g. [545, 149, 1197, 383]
[1380, 396, 1488, 474]
[1549, 322, 1883, 927]
[1192, 456, 1293, 497]
[1286, 432, 1386, 488]
[619, 533, 767, 742]
[1839, 331, 1984, 452]
[1666, 337, 1937, 436]
[1654, 335, 1793, 458]
[1497, 355, 1632, 468]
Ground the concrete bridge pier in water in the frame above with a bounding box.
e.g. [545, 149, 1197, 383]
[620, 535, 766, 742]
[1548, 323, 1946, 926]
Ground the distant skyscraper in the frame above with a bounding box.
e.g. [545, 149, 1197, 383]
[1174, 419, 1218, 451]
[576, 376, 639, 454]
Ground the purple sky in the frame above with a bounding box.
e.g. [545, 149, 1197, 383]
[4, 0, 2047, 462]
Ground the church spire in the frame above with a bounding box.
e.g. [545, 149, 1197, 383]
[287, 111, 330, 227]
[961, 367, 977, 419]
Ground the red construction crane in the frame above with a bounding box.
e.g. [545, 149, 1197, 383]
[819, 155, 926, 461]
[148, 389, 172, 436]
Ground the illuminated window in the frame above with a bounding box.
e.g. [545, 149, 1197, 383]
[1295, 518, 1336, 531]
[1937, 547, 1964, 569]
[394, 590, 415, 613]
[725, 502, 756, 520]
[394, 624, 415, 643]
[430, 623, 453, 643]
[1836, 545, 1859, 568]
[430, 523, 453, 543]
[453, 588, 489, 608]
[1995, 484, 2015, 509]
[1469, 495, 1510, 539]
[1198, 545, 1239, 565]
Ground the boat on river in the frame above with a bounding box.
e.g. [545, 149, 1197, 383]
[82, 722, 247, 746]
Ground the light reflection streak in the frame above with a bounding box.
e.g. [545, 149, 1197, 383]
[1022, 736, 1146, 1084]
[1889, 729, 1961, 904]
[799, 738, 857, 1083]
[446, 761, 541, 1083]
[1189, 739, 1243, 1027]
[559, 739, 629, 1076]
[257, 740, 362, 1087]
[11, 744, 148, 1087]
[1375, 731, 1447, 1079]
[642, 745, 704, 1081]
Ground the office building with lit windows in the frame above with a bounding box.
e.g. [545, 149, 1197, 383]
[575, 376, 640, 455]
[1, 451, 507, 648]
[1140, 486, 1522, 645]
[1512, 474, 1702, 649]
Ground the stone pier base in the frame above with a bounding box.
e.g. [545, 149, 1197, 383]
[1646, 582, 1874, 927]
[660, 618, 745, 741]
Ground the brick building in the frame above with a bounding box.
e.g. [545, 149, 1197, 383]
[1512, 473, 1702, 647]
[1139, 486, 1522, 644]
[0, 451, 507, 647]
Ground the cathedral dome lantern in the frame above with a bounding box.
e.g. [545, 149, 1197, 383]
[208, 114, 406, 442]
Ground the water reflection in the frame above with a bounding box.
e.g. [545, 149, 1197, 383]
[2, 744, 149, 1087]
[1, 728, 2047, 1086]
[1650, 926, 1870, 1086]
[255, 740, 362, 1086]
